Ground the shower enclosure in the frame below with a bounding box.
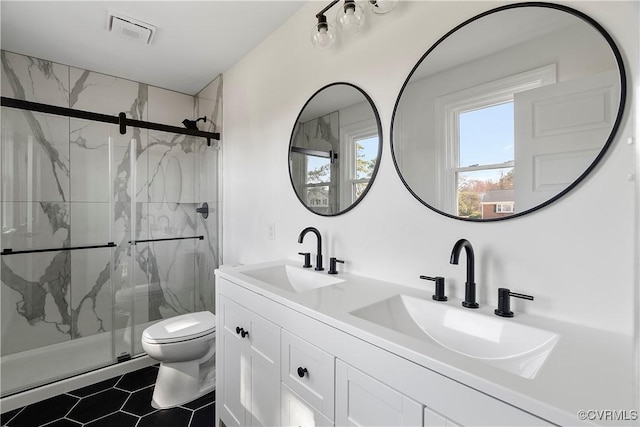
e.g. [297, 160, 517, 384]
[0, 96, 220, 397]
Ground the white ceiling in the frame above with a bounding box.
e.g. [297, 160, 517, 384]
[1, 1, 305, 95]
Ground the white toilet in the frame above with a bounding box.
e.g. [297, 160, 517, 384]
[141, 311, 216, 409]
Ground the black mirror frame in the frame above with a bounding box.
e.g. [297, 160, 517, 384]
[390, 1, 627, 222]
[289, 82, 383, 217]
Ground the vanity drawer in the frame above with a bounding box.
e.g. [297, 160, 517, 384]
[282, 330, 335, 420]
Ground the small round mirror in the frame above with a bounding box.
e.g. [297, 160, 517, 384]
[289, 83, 382, 216]
[391, 2, 626, 221]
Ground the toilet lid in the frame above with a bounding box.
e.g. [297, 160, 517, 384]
[142, 311, 216, 344]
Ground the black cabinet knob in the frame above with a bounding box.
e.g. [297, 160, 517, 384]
[235, 326, 249, 338]
[297, 367, 308, 378]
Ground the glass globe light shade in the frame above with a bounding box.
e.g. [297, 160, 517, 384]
[336, 1, 365, 34]
[369, 0, 396, 14]
[310, 19, 336, 50]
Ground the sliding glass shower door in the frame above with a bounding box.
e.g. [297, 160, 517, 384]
[0, 105, 218, 397]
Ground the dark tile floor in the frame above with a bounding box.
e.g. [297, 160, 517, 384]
[1, 365, 214, 427]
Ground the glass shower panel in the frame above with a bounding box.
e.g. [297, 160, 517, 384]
[110, 127, 147, 360]
[113, 130, 149, 358]
[1, 110, 116, 395]
[196, 135, 219, 312]
[1, 108, 71, 396]
[130, 130, 201, 355]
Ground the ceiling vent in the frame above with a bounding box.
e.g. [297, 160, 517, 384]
[107, 12, 156, 44]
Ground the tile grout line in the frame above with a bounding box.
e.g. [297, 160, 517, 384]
[80, 407, 128, 426]
[1, 406, 25, 426]
[187, 410, 196, 427]
[67, 375, 123, 400]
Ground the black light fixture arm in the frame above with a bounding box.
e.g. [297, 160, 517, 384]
[316, 0, 340, 19]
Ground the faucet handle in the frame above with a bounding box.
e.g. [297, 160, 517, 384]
[298, 252, 312, 268]
[328, 257, 344, 274]
[495, 288, 534, 317]
[419, 276, 448, 301]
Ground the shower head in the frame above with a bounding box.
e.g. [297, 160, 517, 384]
[182, 116, 207, 130]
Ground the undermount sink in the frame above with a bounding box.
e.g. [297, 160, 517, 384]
[351, 294, 559, 379]
[241, 264, 344, 293]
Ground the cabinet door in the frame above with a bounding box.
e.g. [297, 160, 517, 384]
[247, 308, 280, 427]
[219, 296, 248, 427]
[335, 360, 422, 427]
[218, 295, 281, 427]
[282, 383, 334, 427]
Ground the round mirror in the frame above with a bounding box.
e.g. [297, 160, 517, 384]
[289, 83, 382, 216]
[391, 2, 626, 221]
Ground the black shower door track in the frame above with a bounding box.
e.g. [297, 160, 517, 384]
[1, 96, 220, 146]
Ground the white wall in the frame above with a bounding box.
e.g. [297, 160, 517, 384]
[222, 1, 638, 335]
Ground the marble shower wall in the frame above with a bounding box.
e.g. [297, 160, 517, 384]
[1, 50, 222, 358]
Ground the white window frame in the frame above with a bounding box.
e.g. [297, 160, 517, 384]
[339, 119, 378, 210]
[301, 155, 332, 207]
[434, 64, 556, 214]
[496, 203, 514, 213]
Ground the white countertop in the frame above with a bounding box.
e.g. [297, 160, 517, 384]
[216, 259, 636, 426]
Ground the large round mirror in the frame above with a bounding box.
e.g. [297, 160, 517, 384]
[289, 83, 382, 216]
[391, 2, 626, 221]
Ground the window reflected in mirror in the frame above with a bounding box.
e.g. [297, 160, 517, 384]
[289, 83, 382, 216]
[457, 102, 514, 219]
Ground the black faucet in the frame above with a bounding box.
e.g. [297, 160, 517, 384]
[450, 239, 479, 308]
[298, 227, 323, 271]
[495, 288, 534, 317]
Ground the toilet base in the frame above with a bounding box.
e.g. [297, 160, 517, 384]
[151, 359, 216, 409]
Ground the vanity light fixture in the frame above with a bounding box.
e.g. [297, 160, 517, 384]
[311, 0, 395, 49]
[369, 0, 397, 14]
[336, 0, 365, 34]
[310, 13, 336, 50]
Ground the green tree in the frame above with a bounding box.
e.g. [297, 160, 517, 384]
[458, 191, 481, 218]
[355, 141, 376, 180]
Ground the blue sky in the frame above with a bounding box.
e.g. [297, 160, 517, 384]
[459, 102, 514, 167]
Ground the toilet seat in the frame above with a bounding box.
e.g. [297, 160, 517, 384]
[142, 311, 216, 344]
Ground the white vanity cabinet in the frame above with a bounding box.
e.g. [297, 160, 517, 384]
[335, 360, 423, 426]
[218, 295, 280, 427]
[216, 272, 556, 427]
